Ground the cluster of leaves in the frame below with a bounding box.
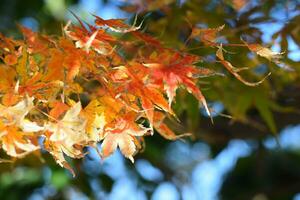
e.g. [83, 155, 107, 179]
[0, 13, 285, 175]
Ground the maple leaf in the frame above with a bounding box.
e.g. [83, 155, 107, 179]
[14, 73, 61, 101]
[143, 51, 217, 117]
[0, 64, 16, 90]
[190, 25, 225, 45]
[111, 65, 173, 128]
[101, 112, 151, 162]
[48, 101, 70, 119]
[0, 97, 43, 132]
[0, 124, 39, 158]
[18, 25, 48, 54]
[64, 21, 114, 55]
[63, 51, 82, 81]
[0, 96, 41, 158]
[45, 102, 87, 144]
[43, 134, 82, 177]
[43, 49, 65, 81]
[0, 65, 19, 106]
[44, 102, 88, 174]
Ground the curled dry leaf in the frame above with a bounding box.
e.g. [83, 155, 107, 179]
[216, 45, 271, 86]
[241, 39, 293, 71]
[242, 41, 284, 62]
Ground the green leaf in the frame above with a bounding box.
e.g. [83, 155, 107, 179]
[254, 95, 277, 134]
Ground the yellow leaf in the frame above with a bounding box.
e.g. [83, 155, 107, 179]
[83, 100, 106, 142]
[0, 96, 43, 132]
[45, 102, 87, 145]
[0, 126, 39, 158]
